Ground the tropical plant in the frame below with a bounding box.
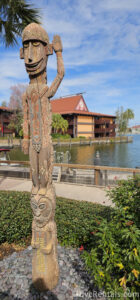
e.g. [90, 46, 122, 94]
[116, 107, 134, 135]
[82, 177, 140, 298]
[0, 0, 40, 46]
[52, 114, 68, 134]
[61, 119, 68, 134]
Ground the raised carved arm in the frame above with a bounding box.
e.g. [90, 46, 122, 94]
[22, 93, 29, 154]
[47, 35, 65, 99]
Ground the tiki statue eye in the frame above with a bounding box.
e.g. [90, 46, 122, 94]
[32, 41, 40, 47]
[24, 41, 29, 48]
[39, 203, 46, 210]
[31, 202, 38, 210]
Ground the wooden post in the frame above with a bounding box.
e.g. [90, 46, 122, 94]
[8, 135, 10, 146]
[20, 137, 22, 150]
[30, 168, 32, 180]
[94, 169, 100, 185]
[133, 171, 136, 179]
[104, 170, 108, 186]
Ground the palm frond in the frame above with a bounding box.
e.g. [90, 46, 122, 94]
[0, 0, 41, 46]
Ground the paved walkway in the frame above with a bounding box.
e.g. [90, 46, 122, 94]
[0, 177, 113, 206]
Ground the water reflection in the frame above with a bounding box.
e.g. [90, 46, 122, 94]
[55, 135, 140, 168]
[9, 135, 140, 168]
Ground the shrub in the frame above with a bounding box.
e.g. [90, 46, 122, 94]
[51, 133, 71, 140]
[0, 191, 112, 247]
[82, 177, 140, 297]
[79, 136, 86, 139]
[55, 197, 112, 247]
[0, 191, 32, 244]
[108, 176, 140, 229]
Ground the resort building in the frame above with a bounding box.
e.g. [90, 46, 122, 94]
[51, 94, 116, 138]
[0, 94, 116, 138]
[0, 107, 13, 136]
[130, 125, 140, 134]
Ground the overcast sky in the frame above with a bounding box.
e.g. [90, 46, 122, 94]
[0, 0, 140, 125]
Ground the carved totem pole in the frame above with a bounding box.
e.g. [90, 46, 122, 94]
[20, 23, 65, 291]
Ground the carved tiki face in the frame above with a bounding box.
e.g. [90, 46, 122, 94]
[31, 193, 53, 228]
[20, 23, 50, 76]
[23, 40, 47, 76]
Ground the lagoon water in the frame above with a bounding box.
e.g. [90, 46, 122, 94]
[55, 135, 140, 168]
[9, 135, 140, 168]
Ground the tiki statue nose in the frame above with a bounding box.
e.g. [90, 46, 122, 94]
[28, 42, 33, 62]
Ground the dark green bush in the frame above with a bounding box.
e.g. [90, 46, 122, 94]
[0, 191, 32, 243]
[55, 197, 112, 247]
[51, 133, 71, 139]
[0, 191, 112, 246]
[79, 136, 86, 139]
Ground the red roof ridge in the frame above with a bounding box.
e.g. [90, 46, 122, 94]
[51, 94, 82, 101]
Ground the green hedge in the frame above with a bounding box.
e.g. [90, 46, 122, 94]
[51, 133, 71, 139]
[56, 197, 112, 247]
[0, 191, 112, 246]
[0, 191, 32, 244]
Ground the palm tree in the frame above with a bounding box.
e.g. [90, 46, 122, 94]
[62, 119, 68, 134]
[0, 0, 40, 46]
[116, 107, 134, 135]
[124, 109, 134, 121]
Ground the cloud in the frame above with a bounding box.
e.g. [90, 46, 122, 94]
[36, 0, 140, 71]
[0, 0, 140, 125]
[98, 0, 140, 11]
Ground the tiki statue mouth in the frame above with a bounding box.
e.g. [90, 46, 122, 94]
[25, 58, 44, 73]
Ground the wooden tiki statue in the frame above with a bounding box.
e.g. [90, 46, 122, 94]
[20, 23, 65, 291]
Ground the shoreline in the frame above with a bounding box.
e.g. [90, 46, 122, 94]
[0, 135, 133, 148]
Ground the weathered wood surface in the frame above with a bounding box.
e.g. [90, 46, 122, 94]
[20, 22, 65, 291]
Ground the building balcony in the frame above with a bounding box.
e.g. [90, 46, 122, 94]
[94, 126, 115, 133]
[67, 128, 73, 134]
[95, 119, 116, 125]
[2, 118, 11, 123]
[108, 124, 116, 129]
[3, 128, 14, 134]
[68, 120, 74, 125]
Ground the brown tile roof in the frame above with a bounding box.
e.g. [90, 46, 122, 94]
[51, 95, 116, 118]
[51, 95, 86, 113]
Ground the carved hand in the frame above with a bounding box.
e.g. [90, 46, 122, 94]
[41, 242, 53, 255]
[52, 35, 63, 52]
[22, 139, 29, 155]
[31, 238, 40, 249]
